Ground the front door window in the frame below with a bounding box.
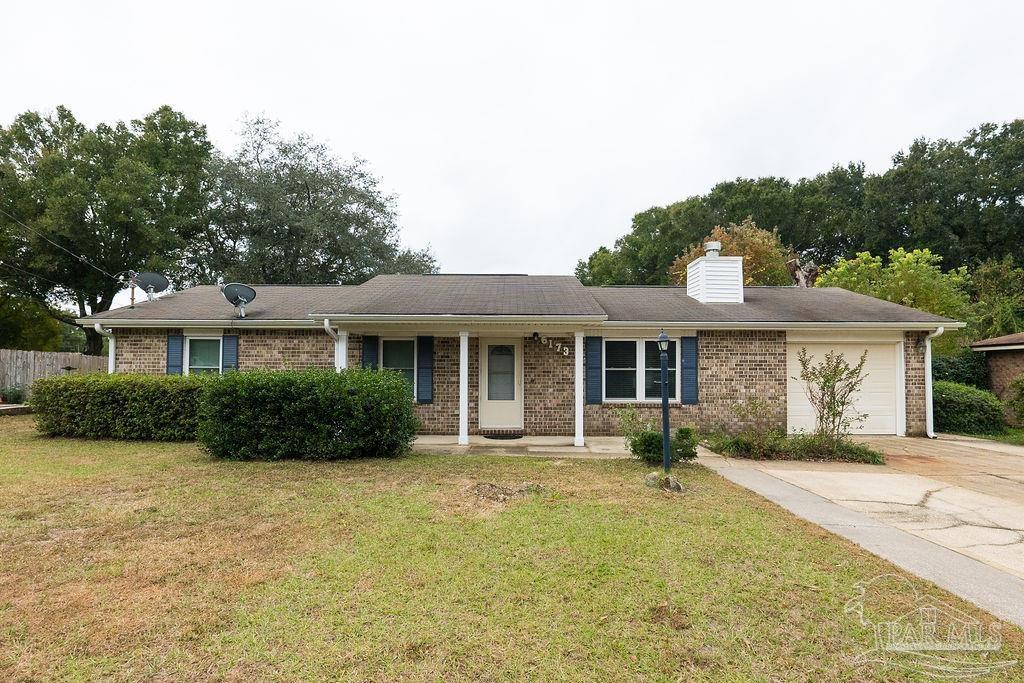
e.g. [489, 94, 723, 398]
[487, 345, 515, 400]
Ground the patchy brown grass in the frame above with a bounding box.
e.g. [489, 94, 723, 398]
[1, 415, 1022, 681]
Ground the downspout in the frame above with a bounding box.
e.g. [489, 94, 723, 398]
[93, 323, 115, 374]
[322, 319, 346, 371]
[924, 326, 944, 438]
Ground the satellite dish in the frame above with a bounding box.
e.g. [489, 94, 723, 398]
[134, 272, 169, 301]
[222, 283, 257, 318]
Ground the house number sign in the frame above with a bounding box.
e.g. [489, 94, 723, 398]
[537, 336, 571, 356]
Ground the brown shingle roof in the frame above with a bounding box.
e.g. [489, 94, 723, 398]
[971, 332, 1024, 349]
[86, 285, 357, 322]
[311, 274, 606, 317]
[80, 276, 956, 326]
[588, 286, 955, 324]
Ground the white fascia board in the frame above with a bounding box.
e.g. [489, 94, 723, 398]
[73, 318, 319, 328]
[601, 320, 964, 330]
[314, 314, 609, 325]
[971, 344, 1024, 352]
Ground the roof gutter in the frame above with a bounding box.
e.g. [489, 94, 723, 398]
[970, 344, 1024, 352]
[314, 314, 609, 324]
[925, 326, 945, 439]
[600, 320, 965, 330]
[74, 318, 321, 328]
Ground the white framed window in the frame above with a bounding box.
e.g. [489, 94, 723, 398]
[380, 338, 416, 396]
[185, 336, 222, 375]
[602, 338, 681, 403]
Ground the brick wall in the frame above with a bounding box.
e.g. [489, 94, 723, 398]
[583, 330, 788, 436]
[114, 328, 173, 373]
[987, 349, 1024, 425]
[237, 329, 333, 370]
[524, 336, 575, 435]
[904, 331, 927, 436]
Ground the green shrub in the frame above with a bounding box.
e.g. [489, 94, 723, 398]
[671, 426, 698, 461]
[932, 380, 1005, 434]
[1007, 376, 1024, 426]
[31, 373, 208, 440]
[701, 430, 883, 464]
[1, 385, 26, 404]
[197, 368, 419, 460]
[786, 434, 884, 464]
[629, 426, 697, 465]
[932, 352, 989, 389]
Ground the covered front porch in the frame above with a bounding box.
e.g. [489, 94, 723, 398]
[324, 322, 593, 446]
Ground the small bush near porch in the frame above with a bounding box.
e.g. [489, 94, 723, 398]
[3, 415, 1022, 680]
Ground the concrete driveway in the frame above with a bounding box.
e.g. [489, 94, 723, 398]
[708, 435, 1024, 581]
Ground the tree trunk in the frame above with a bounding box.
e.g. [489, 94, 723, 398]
[84, 327, 104, 356]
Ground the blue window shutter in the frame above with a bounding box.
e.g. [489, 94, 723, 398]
[585, 336, 602, 404]
[416, 336, 433, 403]
[166, 334, 184, 375]
[222, 335, 239, 372]
[362, 335, 379, 369]
[682, 336, 699, 404]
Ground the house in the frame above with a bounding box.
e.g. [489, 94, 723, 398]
[970, 332, 1024, 422]
[78, 245, 960, 445]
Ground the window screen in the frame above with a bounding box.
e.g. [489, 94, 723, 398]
[382, 339, 415, 394]
[604, 340, 637, 399]
[187, 338, 220, 374]
[487, 345, 515, 400]
[644, 340, 677, 400]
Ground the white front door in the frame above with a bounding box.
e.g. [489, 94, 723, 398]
[479, 338, 523, 429]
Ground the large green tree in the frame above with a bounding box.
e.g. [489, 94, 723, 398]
[0, 106, 212, 353]
[187, 119, 436, 285]
[816, 248, 971, 354]
[0, 292, 61, 351]
[577, 121, 1024, 284]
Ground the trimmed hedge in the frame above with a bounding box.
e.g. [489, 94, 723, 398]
[31, 373, 208, 440]
[932, 380, 1005, 434]
[197, 369, 419, 460]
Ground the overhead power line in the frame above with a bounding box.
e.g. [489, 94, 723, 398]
[0, 206, 123, 283]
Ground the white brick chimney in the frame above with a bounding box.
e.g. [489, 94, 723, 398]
[685, 241, 744, 303]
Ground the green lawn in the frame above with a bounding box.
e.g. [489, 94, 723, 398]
[963, 427, 1024, 446]
[1, 415, 1022, 681]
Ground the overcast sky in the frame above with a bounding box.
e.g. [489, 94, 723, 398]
[6, 0, 1024, 284]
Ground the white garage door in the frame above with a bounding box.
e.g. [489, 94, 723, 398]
[786, 341, 901, 435]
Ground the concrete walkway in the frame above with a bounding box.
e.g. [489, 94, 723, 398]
[413, 435, 631, 459]
[701, 447, 1024, 629]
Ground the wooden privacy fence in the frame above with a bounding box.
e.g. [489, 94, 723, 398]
[0, 349, 107, 393]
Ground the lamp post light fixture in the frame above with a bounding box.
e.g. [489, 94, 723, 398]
[657, 329, 671, 473]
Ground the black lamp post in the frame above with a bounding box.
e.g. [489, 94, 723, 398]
[657, 329, 671, 473]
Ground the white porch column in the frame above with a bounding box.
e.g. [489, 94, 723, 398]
[574, 331, 584, 447]
[458, 331, 469, 445]
[337, 331, 348, 371]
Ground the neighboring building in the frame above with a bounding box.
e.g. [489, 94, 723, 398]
[78, 246, 960, 444]
[971, 332, 1024, 423]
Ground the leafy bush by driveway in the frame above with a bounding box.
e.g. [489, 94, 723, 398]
[933, 380, 1005, 434]
[197, 369, 419, 460]
[31, 373, 208, 440]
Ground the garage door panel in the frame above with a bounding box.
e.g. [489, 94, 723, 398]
[787, 342, 900, 435]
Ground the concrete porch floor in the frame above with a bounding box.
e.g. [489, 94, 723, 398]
[413, 435, 630, 459]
